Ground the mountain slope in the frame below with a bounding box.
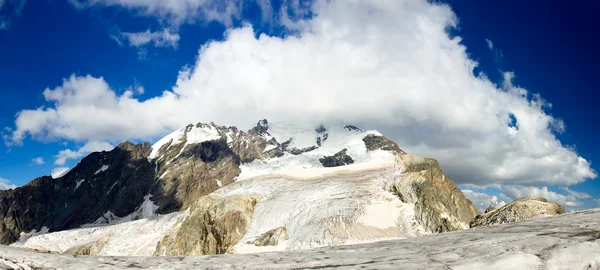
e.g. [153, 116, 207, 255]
[4, 119, 477, 255]
[0, 208, 598, 269]
[0, 142, 155, 244]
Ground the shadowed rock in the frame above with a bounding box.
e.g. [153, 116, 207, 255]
[319, 149, 354, 167]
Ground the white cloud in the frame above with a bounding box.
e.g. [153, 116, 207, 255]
[500, 185, 591, 207]
[8, 0, 596, 188]
[30, 157, 45, 165]
[69, 0, 246, 27]
[117, 29, 180, 49]
[0, 177, 16, 190]
[595, 199, 600, 208]
[485, 38, 493, 50]
[462, 189, 506, 211]
[55, 141, 113, 166]
[50, 167, 71, 179]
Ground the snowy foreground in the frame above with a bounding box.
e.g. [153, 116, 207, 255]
[2, 208, 599, 269]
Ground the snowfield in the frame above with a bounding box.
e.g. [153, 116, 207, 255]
[1, 208, 599, 269]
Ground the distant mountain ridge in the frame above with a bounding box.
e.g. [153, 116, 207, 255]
[0, 119, 564, 256]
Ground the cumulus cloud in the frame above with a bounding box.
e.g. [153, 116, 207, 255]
[50, 167, 70, 179]
[115, 29, 180, 49]
[0, 0, 26, 30]
[0, 177, 16, 190]
[8, 0, 596, 188]
[55, 141, 113, 166]
[462, 189, 506, 211]
[499, 185, 591, 207]
[30, 157, 44, 165]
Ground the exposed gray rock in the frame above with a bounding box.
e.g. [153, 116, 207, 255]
[471, 196, 565, 227]
[362, 134, 405, 155]
[154, 194, 261, 256]
[390, 154, 478, 232]
[318, 149, 354, 167]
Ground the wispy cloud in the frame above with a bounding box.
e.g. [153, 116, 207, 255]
[55, 141, 113, 166]
[0, 0, 27, 30]
[113, 29, 180, 49]
[30, 157, 44, 165]
[485, 38, 503, 60]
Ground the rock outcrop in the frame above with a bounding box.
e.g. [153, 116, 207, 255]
[471, 196, 565, 227]
[154, 194, 261, 256]
[0, 142, 155, 245]
[390, 155, 478, 232]
[63, 235, 112, 256]
[318, 149, 354, 167]
[250, 227, 288, 247]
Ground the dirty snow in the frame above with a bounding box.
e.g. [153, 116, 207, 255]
[216, 160, 422, 252]
[11, 212, 185, 256]
[3, 209, 600, 269]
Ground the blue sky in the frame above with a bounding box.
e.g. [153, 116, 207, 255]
[0, 0, 598, 211]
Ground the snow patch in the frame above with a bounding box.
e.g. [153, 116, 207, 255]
[149, 127, 186, 160]
[94, 165, 109, 175]
[11, 212, 185, 256]
[239, 123, 395, 180]
[74, 179, 85, 190]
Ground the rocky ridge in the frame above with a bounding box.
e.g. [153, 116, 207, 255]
[471, 196, 566, 227]
[1, 119, 565, 256]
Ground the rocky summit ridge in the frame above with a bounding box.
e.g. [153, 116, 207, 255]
[0, 120, 565, 256]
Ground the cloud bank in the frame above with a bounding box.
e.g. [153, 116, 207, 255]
[7, 0, 596, 189]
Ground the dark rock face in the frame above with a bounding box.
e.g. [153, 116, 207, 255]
[363, 134, 405, 155]
[315, 125, 328, 146]
[344, 125, 362, 132]
[0, 142, 155, 244]
[319, 149, 355, 167]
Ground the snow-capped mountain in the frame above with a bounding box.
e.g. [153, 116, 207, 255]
[2, 119, 561, 256]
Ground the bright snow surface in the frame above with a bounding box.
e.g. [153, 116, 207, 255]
[2, 208, 600, 269]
